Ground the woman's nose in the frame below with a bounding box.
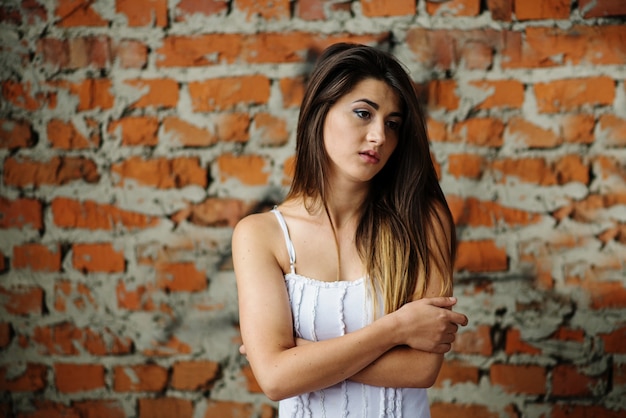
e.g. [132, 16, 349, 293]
[366, 120, 386, 145]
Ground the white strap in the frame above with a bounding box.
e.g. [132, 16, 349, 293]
[271, 208, 296, 274]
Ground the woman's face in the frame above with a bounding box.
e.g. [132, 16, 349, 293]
[323, 78, 402, 184]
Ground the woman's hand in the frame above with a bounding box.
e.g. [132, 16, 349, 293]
[391, 296, 468, 354]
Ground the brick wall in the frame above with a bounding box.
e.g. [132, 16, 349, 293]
[0, 0, 625, 417]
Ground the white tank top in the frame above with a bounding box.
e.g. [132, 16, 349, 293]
[272, 208, 431, 418]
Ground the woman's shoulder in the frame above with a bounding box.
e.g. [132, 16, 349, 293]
[233, 209, 279, 240]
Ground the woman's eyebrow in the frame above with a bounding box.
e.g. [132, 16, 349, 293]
[352, 98, 404, 118]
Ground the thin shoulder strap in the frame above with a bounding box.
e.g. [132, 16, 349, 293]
[271, 207, 296, 274]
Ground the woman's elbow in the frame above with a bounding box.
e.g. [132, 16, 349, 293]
[254, 372, 293, 402]
[406, 361, 443, 388]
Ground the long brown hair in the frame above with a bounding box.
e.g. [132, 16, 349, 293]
[287, 43, 456, 314]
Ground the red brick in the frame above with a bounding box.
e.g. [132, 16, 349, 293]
[426, 0, 480, 16]
[174, 0, 228, 21]
[514, 0, 570, 20]
[113, 364, 168, 392]
[241, 365, 263, 393]
[138, 397, 193, 418]
[0, 322, 11, 348]
[55, 0, 108, 27]
[235, 0, 290, 20]
[171, 360, 220, 390]
[431, 403, 499, 418]
[407, 28, 505, 71]
[47, 118, 100, 149]
[491, 157, 556, 185]
[0, 286, 44, 315]
[37, 38, 69, 68]
[111, 156, 207, 188]
[51, 197, 159, 230]
[50, 78, 114, 111]
[490, 363, 546, 394]
[4, 156, 99, 188]
[447, 154, 485, 179]
[116, 0, 167, 27]
[455, 240, 508, 272]
[2, 80, 52, 111]
[116, 281, 159, 311]
[461, 41, 494, 70]
[297, 0, 326, 20]
[203, 400, 254, 418]
[552, 326, 586, 343]
[505, 328, 541, 355]
[254, 112, 289, 146]
[66, 36, 112, 69]
[448, 196, 541, 228]
[452, 324, 493, 355]
[579, 0, 626, 17]
[156, 262, 206, 292]
[283, 155, 295, 185]
[600, 325, 626, 353]
[14, 401, 81, 418]
[279, 76, 305, 108]
[162, 117, 217, 147]
[156, 32, 388, 67]
[0, 198, 43, 230]
[72, 243, 125, 273]
[0, 5, 22, 24]
[426, 79, 459, 111]
[13, 243, 62, 272]
[470, 80, 524, 110]
[0, 118, 34, 149]
[54, 280, 98, 313]
[433, 360, 480, 387]
[506, 117, 560, 148]
[260, 404, 277, 418]
[215, 113, 250, 142]
[554, 154, 589, 185]
[487, 0, 513, 20]
[108, 116, 159, 146]
[175, 198, 251, 227]
[72, 400, 126, 418]
[124, 79, 179, 109]
[535, 76, 614, 113]
[217, 153, 270, 185]
[503, 26, 626, 68]
[560, 114, 595, 145]
[361, 0, 416, 16]
[0, 363, 47, 392]
[32, 323, 132, 355]
[452, 118, 504, 147]
[552, 364, 606, 397]
[427, 118, 447, 142]
[54, 363, 105, 393]
[189, 75, 270, 112]
[550, 404, 625, 418]
[593, 155, 625, 182]
[20, 0, 46, 24]
[141, 335, 192, 357]
[598, 114, 626, 147]
[113, 39, 148, 69]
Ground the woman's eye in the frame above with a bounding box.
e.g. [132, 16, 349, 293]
[354, 110, 370, 119]
[386, 120, 401, 131]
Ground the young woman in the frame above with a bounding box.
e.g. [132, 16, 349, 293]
[232, 43, 468, 417]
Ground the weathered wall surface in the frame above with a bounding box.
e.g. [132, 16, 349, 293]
[0, 0, 625, 417]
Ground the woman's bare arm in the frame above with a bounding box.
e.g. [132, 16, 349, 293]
[233, 212, 465, 400]
[345, 201, 467, 388]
